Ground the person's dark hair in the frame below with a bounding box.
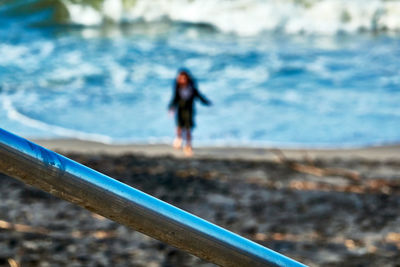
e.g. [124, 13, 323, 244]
[175, 68, 196, 90]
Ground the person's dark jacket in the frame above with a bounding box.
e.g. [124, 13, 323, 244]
[168, 84, 211, 128]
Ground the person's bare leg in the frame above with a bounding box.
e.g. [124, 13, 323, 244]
[173, 127, 183, 149]
[184, 129, 193, 156]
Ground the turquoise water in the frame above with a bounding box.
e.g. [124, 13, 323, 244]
[0, 0, 400, 147]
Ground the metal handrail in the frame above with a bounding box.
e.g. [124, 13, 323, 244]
[0, 128, 306, 267]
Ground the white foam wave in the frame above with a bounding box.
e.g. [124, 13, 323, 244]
[2, 96, 113, 143]
[61, 0, 400, 36]
[0, 44, 29, 66]
[103, 0, 123, 22]
[61, 0, 102, 26]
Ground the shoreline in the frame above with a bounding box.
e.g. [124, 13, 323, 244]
[32, 138, 400, 161]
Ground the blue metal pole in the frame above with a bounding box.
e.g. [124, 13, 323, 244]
[0, 128, 306, 267]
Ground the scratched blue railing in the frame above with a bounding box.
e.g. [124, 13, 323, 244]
[0, 128, 306, 267]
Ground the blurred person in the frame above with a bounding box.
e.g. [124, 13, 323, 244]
[168, 69, 211, 156]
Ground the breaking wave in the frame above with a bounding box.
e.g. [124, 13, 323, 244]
[1, 0, 400, 36]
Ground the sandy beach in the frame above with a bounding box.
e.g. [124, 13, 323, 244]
[33, 139, 400, 161]
[1, 140, 400, 266]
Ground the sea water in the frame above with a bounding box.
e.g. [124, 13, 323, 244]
[0, 0, 399, 148]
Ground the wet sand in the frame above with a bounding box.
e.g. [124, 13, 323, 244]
[33, 139, 400, 161]
[0, 140, 399, 266]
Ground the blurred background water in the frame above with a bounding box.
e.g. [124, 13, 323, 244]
[0, 0, 400, 147]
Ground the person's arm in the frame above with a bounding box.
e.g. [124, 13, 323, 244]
[168, 88, 179, 110]
[194, 88, 212, 106]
